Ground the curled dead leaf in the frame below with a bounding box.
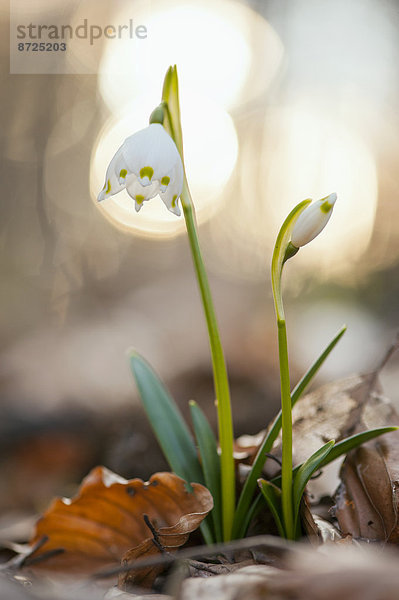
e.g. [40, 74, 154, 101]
[27, 466, 213, 581]
[334, 428, 399, 543]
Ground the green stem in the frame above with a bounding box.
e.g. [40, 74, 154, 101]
[232, 326, 346, 538]
[180, 177, 235, 542]
[277, 317, 294, 540]
[269, 200, 310, 541]
[158, 67, 235, 540]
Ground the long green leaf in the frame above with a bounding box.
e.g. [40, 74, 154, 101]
[292, 440, 335, 533]
[130, 352, 215, 544]
[318, 426, 398, 468]
[258, 479, 285, 537]
[232, 325, 346, 539]
[129, 351, 204, 485]
[273, 426, 398, 489]
[189, 400, 222, 543]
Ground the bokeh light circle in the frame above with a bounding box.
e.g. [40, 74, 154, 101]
[208, 105, 378, 280]
[98, 0, 283, 113]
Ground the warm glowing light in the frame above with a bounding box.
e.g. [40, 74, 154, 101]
[211, 106, 378, 280]
[261, 107, 378, 275]
[98, 0, 283, 113]
[92, 0, 282, 238]
[90, 93, 238, 237]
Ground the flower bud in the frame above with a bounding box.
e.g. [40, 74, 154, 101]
[291, 193, 337, 248]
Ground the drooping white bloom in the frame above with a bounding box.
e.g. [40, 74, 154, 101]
[97, 123, 184, 216]
[291, 193, 337, 248]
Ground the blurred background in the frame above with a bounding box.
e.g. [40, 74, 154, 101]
[1, 0, 399, 521]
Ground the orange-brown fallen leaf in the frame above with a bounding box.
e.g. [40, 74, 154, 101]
[27, 466, 213, 582]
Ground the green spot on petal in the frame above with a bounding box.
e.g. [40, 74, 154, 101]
[171, 195, 177, 208]
[119, 169, 127, 179]
[135, 195, 145, 204]
[320, 199, 333, 213]
[161, 176, 170, 186]
[140, 166, 154, 180]
[106, 179, 111, 194]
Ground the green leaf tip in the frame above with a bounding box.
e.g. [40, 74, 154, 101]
[129, 352, 204, 488]
[127, 347, 139, 360]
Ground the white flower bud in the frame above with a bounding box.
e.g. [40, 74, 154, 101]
[291, 193, 337, 248]
[98, 123, 184, 216]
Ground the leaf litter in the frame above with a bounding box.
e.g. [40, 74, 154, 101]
[2, 344, 399, 598]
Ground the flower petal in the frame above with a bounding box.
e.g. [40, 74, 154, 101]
[98, 146, 128, 202]
[113, 152, 134, 186]
[159, 161, 183, 216]
[126, 178, 160, 212]
[122, 124, 182, 181]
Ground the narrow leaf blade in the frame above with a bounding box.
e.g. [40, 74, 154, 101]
[272, 426, 398, 490]
[319, 427, 398, 468]
[189, 400, 222, 542]
[293, 440, 335, 532]
[129, 351, 204, 486]
[258, 479, 285, 538]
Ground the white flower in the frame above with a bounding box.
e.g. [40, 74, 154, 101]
[291, 193, 337, 248]
[97, 123, 184, 216]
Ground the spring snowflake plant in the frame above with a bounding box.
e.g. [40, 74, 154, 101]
[97, 66, 396, 544]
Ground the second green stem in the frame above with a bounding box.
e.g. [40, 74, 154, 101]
[277, 317, 295, 539]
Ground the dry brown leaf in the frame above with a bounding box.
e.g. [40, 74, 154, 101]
[233, 369, 399, 541]
[289, 374, 387, 464]
[237, 373, 398, 488]
[300, 500, 343, 544]
[334, 427, 399, 542]
[118, 496, 213, 589]
[286, 372, 399, 541]
[234, 374, 380, 483]
[26, 466, 213, 579]
[325, 368, 399, 543]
